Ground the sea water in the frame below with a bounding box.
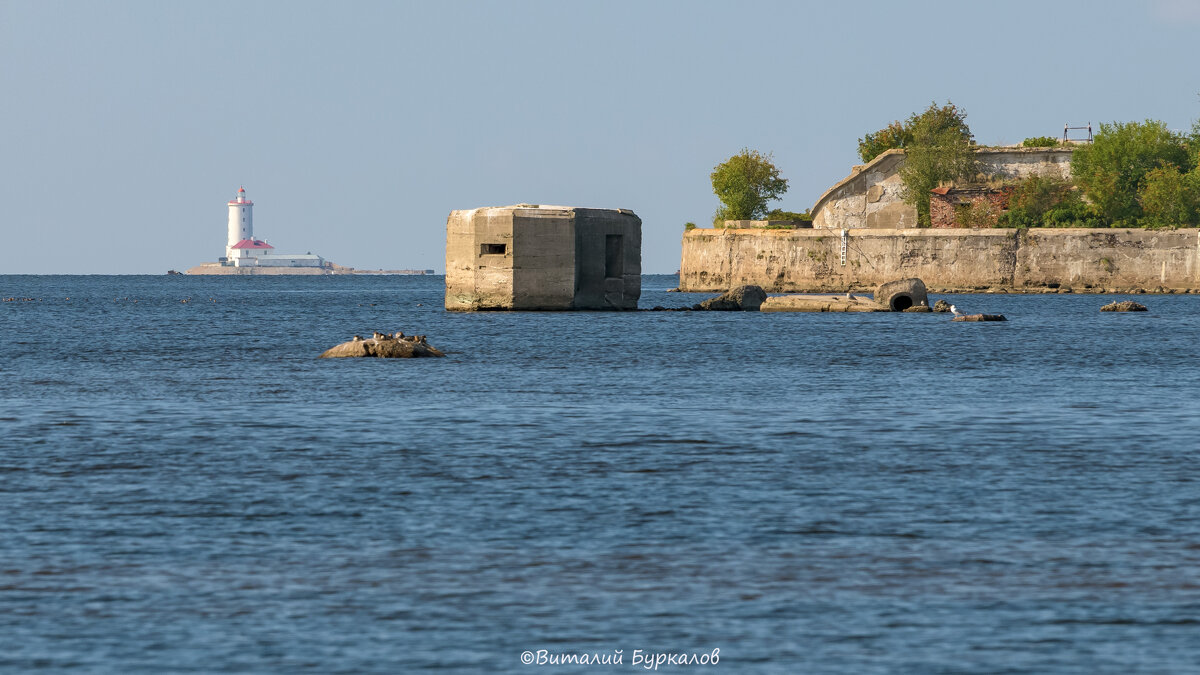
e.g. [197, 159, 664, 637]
[1, 274, 1199, 673]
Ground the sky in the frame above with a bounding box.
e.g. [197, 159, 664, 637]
[2, 0, 1199, 274]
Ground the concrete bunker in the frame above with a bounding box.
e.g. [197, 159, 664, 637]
[446, 204, 641, 311]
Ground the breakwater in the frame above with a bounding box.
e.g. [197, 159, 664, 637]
[185, 263, 436, 275]
[679, 227, 1200, 292]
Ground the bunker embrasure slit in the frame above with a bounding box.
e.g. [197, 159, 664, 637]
[605, 234, 623, 279]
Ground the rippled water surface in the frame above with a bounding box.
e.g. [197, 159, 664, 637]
[2, 274, 1199, 673]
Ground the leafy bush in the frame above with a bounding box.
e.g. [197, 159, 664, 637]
[1071, 120, 1192, 222]
[765, 208, 812, 222]
[1138, 166, 1200, 226]
[995, 209, 1033, 228]
[1041, 201, 1107, 228]
[1022, 136, 1061, 147]
[998, 174, 1103, 227]
[684, 222, 697, 231]
[954, 201, 998, 227]
[1009, 175, 1075, 218]
[1188, 120, 1200, 171]
[710, 149, 789, 221]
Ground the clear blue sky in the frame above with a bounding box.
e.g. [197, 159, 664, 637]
[2, 0, 1198, 274]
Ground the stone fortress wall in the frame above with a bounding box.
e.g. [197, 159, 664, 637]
[679, 227, 1200, 293]
[678, 145, 1200, 293]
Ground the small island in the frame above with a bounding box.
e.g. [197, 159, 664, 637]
[185, 187, 435, 276]
[680, 104, 1200, 294]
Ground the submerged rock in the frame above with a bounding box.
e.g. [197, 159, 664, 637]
[760, 295, 886, 312]
[951, 314, 1007, 322]
[320, 334, 445, 358]
[696, 285, 767, 311]
[1101, 301, 1148, 312]
[932, 299, 952, 313]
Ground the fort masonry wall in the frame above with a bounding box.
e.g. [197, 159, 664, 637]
[679, 227, 1200, 293]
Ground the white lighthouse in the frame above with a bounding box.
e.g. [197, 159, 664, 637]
[218, 186, 326, 269]
[226, 186, 253, 260]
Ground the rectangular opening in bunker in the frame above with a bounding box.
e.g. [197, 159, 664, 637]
[605, 235, 623, 279]
[480, 243, 506, 255]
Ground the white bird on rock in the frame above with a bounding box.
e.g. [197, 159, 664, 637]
[950, 304, 964, 316]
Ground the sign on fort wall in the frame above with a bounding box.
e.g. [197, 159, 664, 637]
[679, 228, 1200, 293]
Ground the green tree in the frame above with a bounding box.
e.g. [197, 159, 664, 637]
[710, 148, 789, 223]
[857, 121, 911, 164]
[857, 101, 973, 163]
[998, 174, 1101, 228]
[1070, 120, 1191, 223]
[1009, 175, 1078, 220]
[1138, 166, 1200, 226]
[898, 104, 978, 226]
[1188, 120, 1200, 169]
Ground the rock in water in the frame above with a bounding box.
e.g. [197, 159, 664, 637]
[759, 295, 886, 312]
[903, 305, 933, 313]
[951, 314, 1007, 322]
[320, 334, 445, 358]
[874, 278, 929, 312]
[696, 285, 767, 311]
[1101, 301, 1148, 312]
[933, 299, 952, 313]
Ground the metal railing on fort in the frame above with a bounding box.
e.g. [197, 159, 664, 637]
[1063, 122, 1093, 143]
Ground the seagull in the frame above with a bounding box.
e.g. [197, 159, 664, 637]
[950, 304, 964, 316]
[845, 292, 856, 301]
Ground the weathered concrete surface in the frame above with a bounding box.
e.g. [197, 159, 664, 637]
[811, 150, 914, 230]
[319, 335, 445, 358]
[760, 295, 887, 312]
[446, 204, 640, 310]
[952, 314, 1007, 322]
[679, 227, 1200, 293]
[874, 278, 928, 311]
[811, 147, 1075, 230]
[1101, 301, 1148, 312]
[696, 285, 767, 311]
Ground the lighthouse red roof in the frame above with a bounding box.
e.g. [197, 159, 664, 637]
[230, 238, 274, 250]
[228, 186, 253, 205]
